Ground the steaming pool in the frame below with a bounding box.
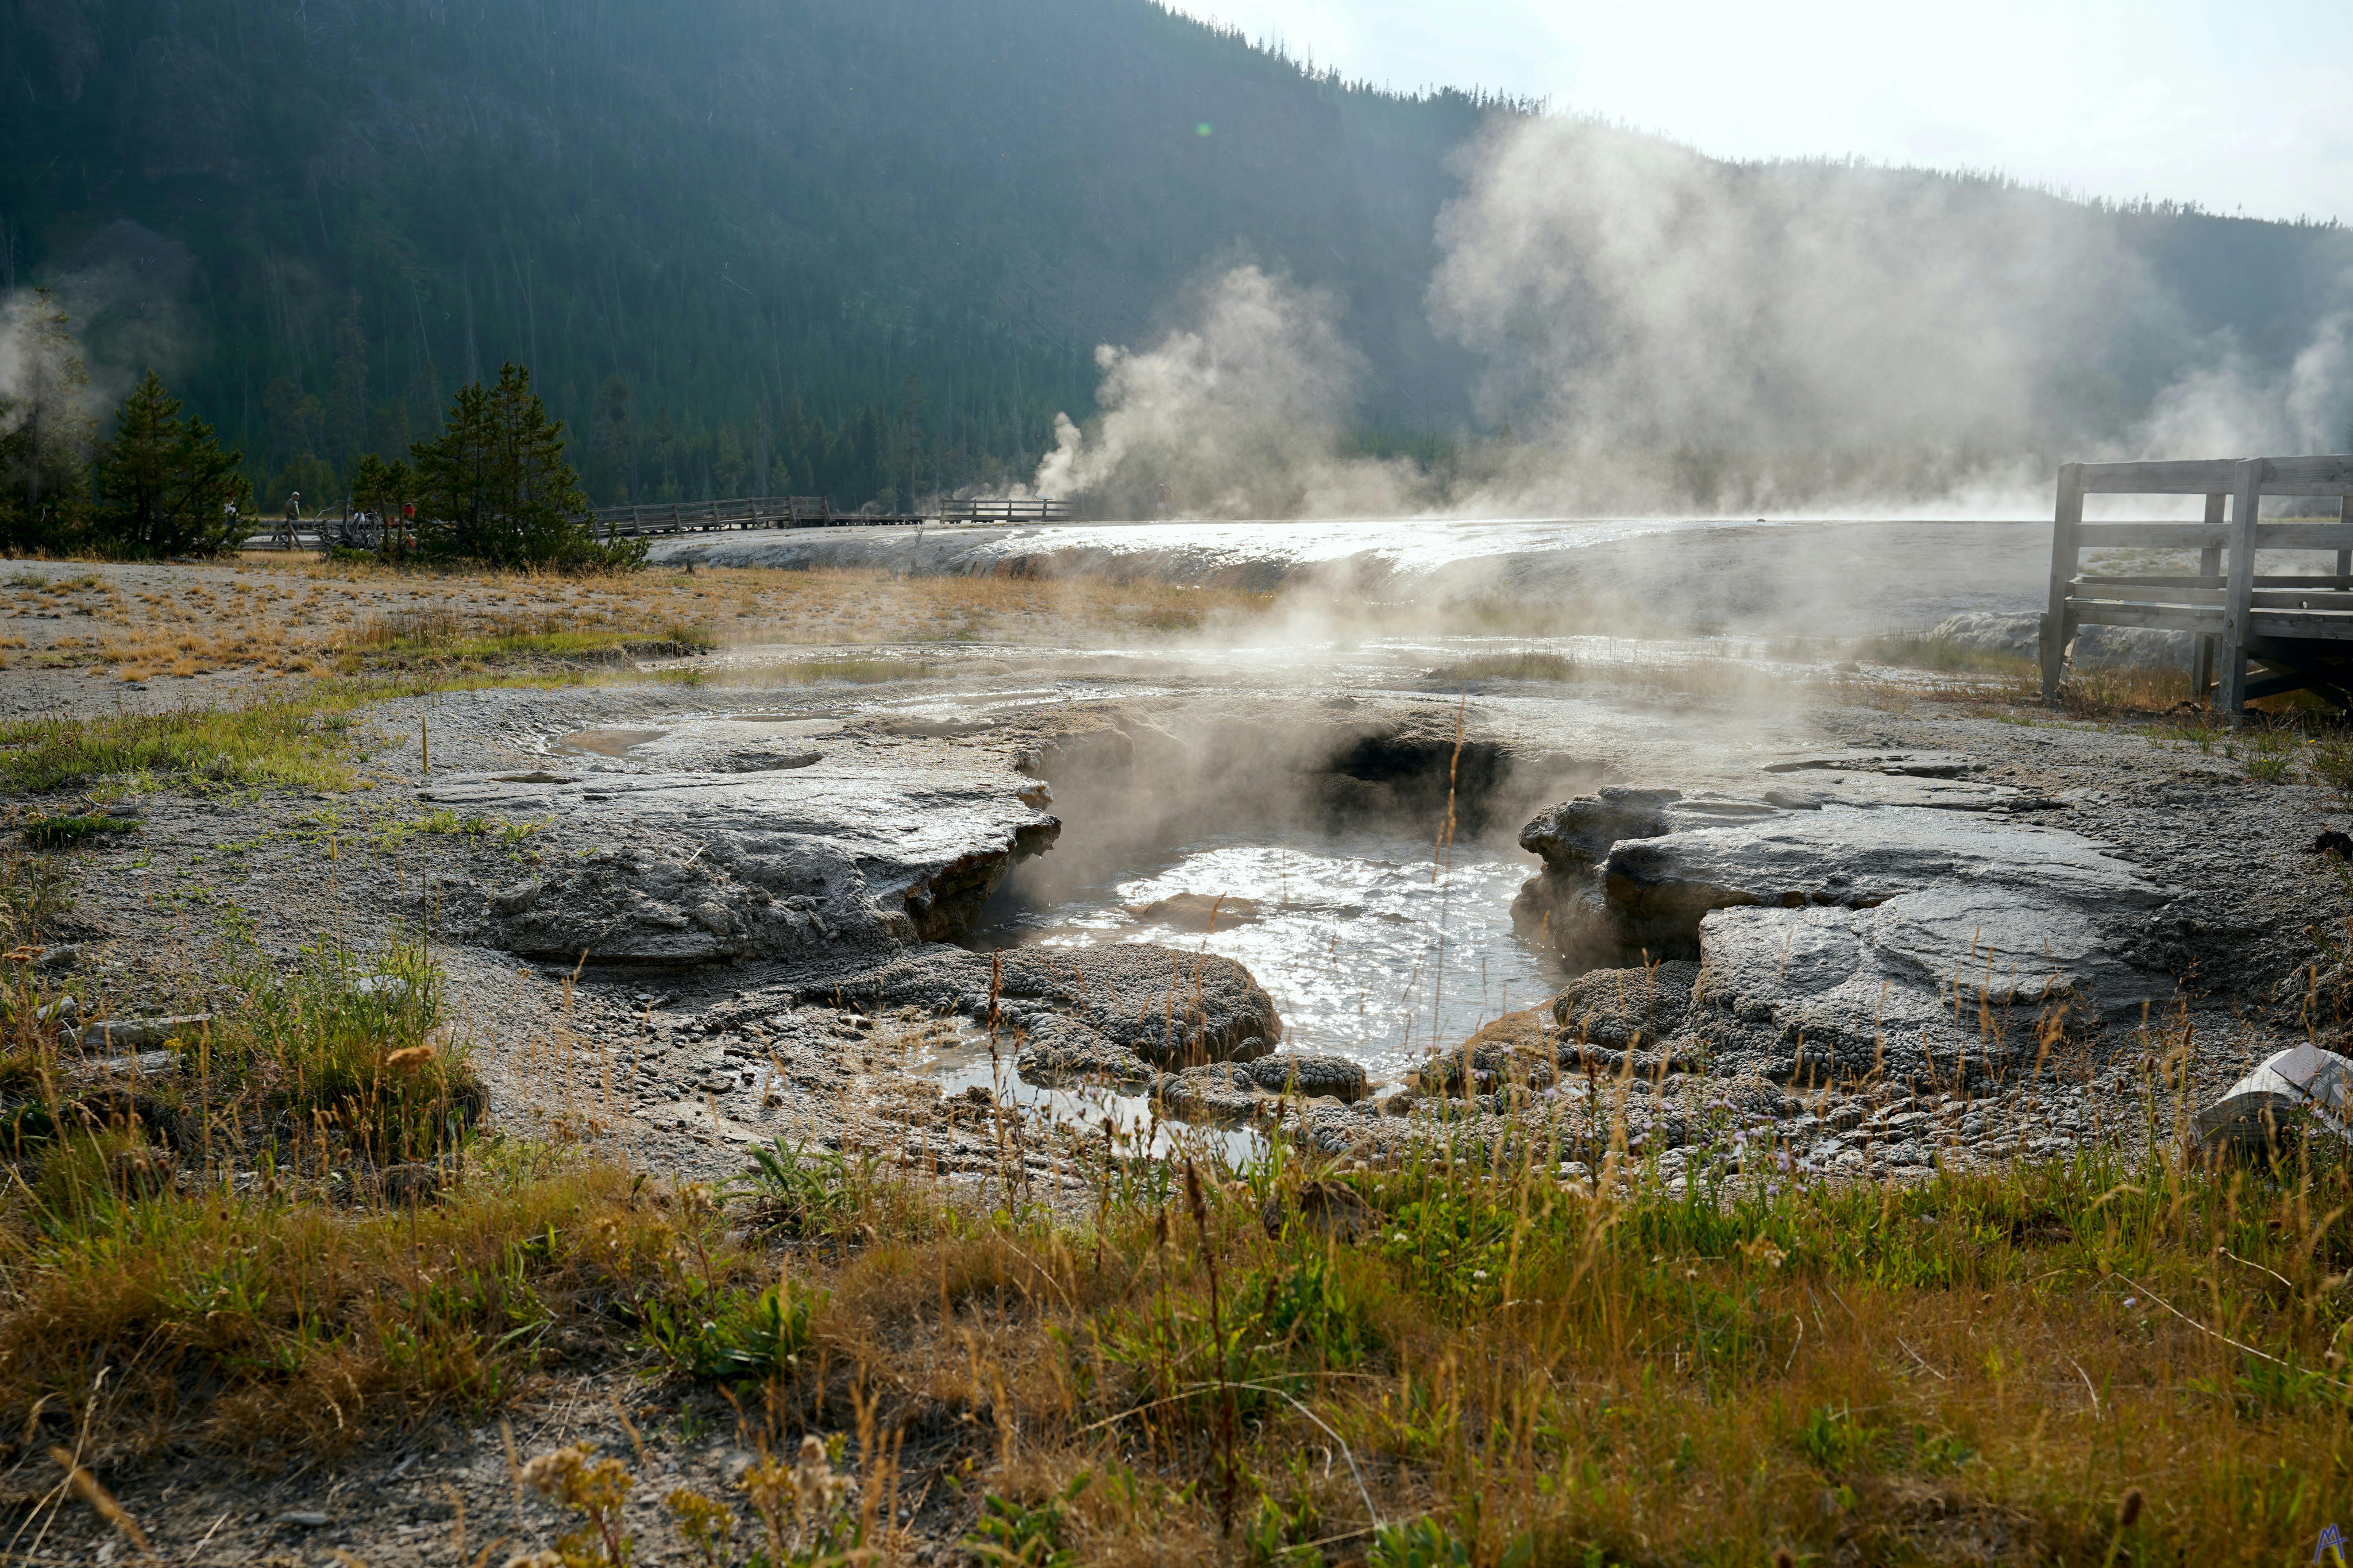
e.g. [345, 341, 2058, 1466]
[916, 827, 1562, 1153]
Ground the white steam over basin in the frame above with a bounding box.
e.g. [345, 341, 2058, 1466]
[971, 828, 1562, 1084]
[657, 517, 2052, 637]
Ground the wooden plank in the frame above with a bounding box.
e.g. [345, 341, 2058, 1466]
[2250, 524, 2353, 549]
[2074, 522, 2229, 547]
[2042, 464, 2083, 698]
[2070, 601, 2225, 631]
[2247, 589, 2353, 608]
[2247, 608, 2353, 638]
[2259, 456, 2353, 491]
[2079, 459, 2239, 494]
[2076, 521, 2353, 549]
[2219, 458, 2265, 716]
[2074, 584, 2225, 605]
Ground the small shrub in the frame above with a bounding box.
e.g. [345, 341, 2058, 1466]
[731, 1136, 856, 1237]
[2246, 752, 2295, 783]
[209, 933, 480, 1163]
[0, 847, 69, 946]
[2310, 736, 2353, 795]
[967, 1474, 1088, 1568]
[1368, 1517, 1473, 1568]
[518, 1442, 638, 1566]
[640, 1279, 820, 1383]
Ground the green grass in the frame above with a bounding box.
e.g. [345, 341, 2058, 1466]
[0, 672, 591, 794]
[367, 807, 540, 852]
[16, 813, 141, 848]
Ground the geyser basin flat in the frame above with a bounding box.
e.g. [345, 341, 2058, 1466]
[655, 516, 2054, 638]
[973, 829, 1563, 1081]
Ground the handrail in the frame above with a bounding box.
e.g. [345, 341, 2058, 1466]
[587, 493, 1073, 535]
[2042, 454, 2353, 715]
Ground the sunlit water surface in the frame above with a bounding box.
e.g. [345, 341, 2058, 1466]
[975, 829, 1564, 1083]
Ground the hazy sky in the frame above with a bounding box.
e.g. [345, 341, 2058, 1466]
[1176, 0, 2353, 224]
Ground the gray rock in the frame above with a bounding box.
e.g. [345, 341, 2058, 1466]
[431, 753, 1057, 961]
[1016, 1017, 1156, 1088]
[1552, 962, 1699, 1051]
[808, 944, 1279, 1068]
[352, 975, 410, 1000]
[1154, 1064, 1265, 1122]
[81, 1049, 182, 1080]
[1240, 1052, 1367, 1102]
[1580, 807, 2176, 1082]
[79, 1014, 210, 1051]
[2193, 1044, 2353, 1152]
[1927, 611, 2190, 673]
[1519, 788, 1678, 867]
[1410, 1034, 1559, 1096]
[487, 880, 541, 916]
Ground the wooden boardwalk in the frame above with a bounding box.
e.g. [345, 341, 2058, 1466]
[2041, 456, 2353, 715]
[244, 495, 1072, 553]
[591, 494, 1071, 538]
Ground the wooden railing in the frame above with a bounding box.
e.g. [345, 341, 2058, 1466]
[591, 493, 1071, 535]
[2041, 456, 2353, 714]
[244, 494, 1078, 551]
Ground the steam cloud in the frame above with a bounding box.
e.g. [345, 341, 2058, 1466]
[1037, 119, 2353, 518]
[1033, 265, 1429, 518]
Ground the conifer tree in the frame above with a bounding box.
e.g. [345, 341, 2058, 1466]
[91, 370, 252, 558]
[0, 289, 97, 553]
[411, 362, 641, 566]
[350, 451, 416, 559]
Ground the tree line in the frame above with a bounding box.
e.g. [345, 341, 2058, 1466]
[1, 292, 637, 569]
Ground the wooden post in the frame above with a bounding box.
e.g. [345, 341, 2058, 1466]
[2339, 493, 2351, 585]
[2194, 491, 2223, 701]
[2217, 457, 2265, 719]
[2040, 462, 2084, 700]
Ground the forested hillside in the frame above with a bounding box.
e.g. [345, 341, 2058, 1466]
[1, 0, 2347, 515]
[1, 0, 1496, 512]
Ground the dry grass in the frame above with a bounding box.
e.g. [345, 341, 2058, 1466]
[0, 855, 2344, 1560]
[1426, 646, 1818, 704]
[3, 559, 1278, 685]
[0, 913, 738, 1472]
[256, 1069, 2344, 1567]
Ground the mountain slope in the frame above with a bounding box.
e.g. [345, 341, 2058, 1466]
[2, 0, 2346, 513]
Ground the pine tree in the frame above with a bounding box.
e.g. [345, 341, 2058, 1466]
[411, 362, 640, 566]
[91, 371, 252, 558]
[350, 451, 416, 560]
[0, 288, 97, 552]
